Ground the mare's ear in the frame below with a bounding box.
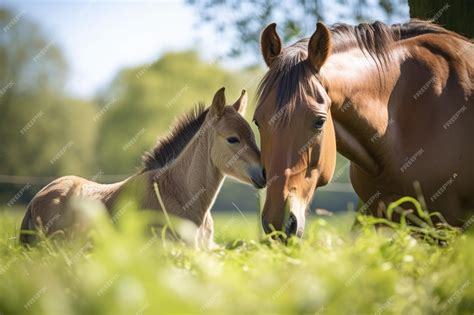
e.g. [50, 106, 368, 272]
[210, 87, 226, 117]
[232, 89, 248, 116]
[260, 23, 282, 67]
[307, 22, 332, 72]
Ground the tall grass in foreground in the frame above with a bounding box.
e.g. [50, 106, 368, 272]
[0, 200, 473, 315]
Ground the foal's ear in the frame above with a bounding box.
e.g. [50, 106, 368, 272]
[232, 89, 248, 116]
[260, 23, 282, 67]
[210, 87, 226, 117]
[307, 22, 332, 72]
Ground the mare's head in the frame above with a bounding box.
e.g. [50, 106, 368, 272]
[207, 87, 266, 188]
[254, 23, 336, 237]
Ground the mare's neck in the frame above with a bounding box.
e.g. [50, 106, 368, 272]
[320, 48, 404, 176]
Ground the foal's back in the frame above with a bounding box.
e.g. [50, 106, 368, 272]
[19, 175, 122, 244]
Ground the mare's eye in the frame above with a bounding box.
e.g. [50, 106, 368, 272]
[253, 119, 260, 128]
[313, 117, 326, 130]
[226, 137, 240, 144]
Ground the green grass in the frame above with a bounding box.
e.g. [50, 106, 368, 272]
[0, 203, 473, 315]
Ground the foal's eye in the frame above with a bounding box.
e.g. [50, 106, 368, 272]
[313, 117, 326, 130]
[226, 137, 240, 144]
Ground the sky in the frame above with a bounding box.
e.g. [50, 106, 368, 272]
[2, 0, 408, 99]
[3, 0, 227, 98]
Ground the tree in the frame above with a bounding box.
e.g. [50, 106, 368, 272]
[408, 0, 473, 38]
[0, 8, 96, 202]
[187, 0, 409, 59]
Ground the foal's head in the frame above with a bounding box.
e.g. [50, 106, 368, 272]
[207, 88, 266, 189]
[254, 23, 336, 237]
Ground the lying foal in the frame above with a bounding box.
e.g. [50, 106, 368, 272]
[19, 88, 265, 248]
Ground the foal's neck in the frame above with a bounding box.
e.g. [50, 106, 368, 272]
[320, 48, 404, 176]
[154, 124, 224, 226]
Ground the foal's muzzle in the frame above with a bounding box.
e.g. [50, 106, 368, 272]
[248, 166, 266, 189]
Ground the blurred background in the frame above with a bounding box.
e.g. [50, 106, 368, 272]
[1, 0, 469, 215]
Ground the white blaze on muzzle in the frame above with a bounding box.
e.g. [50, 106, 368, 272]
[284, 193, 306, 237]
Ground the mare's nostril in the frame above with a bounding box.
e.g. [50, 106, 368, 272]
[262, 168, 266, 182]
[285, 212, 298, 236]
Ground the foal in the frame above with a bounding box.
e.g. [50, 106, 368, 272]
[20, 88, 265, 248]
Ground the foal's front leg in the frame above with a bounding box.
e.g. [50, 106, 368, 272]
[195, 211, 218, 250]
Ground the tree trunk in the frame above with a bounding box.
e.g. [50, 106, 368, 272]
[408, 0, 473, 38]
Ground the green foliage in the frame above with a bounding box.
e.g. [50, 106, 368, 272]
[0, 96, 96, 177]
[187, 0, 409, 58]
[0, 9, 97, 202]
[0, 201, 473, 314]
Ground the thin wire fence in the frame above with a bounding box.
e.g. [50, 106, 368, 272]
[0, 174, 130, 185]
[0, 175, 355, 193]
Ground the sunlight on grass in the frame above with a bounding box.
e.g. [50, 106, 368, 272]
[0, 203, 473, 315]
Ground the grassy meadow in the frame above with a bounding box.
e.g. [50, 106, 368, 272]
[0, 203, 473, 315]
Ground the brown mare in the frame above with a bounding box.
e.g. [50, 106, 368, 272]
[254, 20, 474, 237]
[20, 88, 265, 248]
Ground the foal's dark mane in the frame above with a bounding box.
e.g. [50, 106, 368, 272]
[256, 20, 467, 123]
[142, 104, 209, 172]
